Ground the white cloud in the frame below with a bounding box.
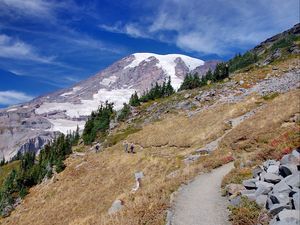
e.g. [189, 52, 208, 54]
[0, 0, 51, 18]
[99, 22, 150, 39]
[100, 0, 299, 55]
[0, 34, 54, 62]
[0, 90, 33, 105]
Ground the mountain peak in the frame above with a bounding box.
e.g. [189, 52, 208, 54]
[125, 53, 205, 89]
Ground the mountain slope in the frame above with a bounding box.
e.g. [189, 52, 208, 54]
[1, 56, 299, 225]
[0, 53, 217, 160]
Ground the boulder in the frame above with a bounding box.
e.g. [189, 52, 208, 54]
[225, 183, 245, 195]
[255, 181, 274, 196]
[284, 173, 300, 188]
[241, 189, 256, 201]
[263, 160, 280, 170]
[243, 178, 258, 189]
[273, 192, 291, 207]
[269, 203, 290, 215]
[263, 173, 282, 184]
[273, 180, 292, 194]
[108, 199, 124, 214]
[279, 165, 296, 178]
[255, 194, 268, 207]
[271, 219, 300, 225]
[229, 195, 241, 207]
[292, 192, 299, 210]
[281, 151, 300, 166]
[267, 165, 280, 174]
[277, 209, 300, 222]
[252, 166, 264, 178]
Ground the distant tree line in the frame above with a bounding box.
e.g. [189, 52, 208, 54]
[228, 51, 258, 73]
[0, 131, 79, 217]
[179, 62, 229, 91]
[82, 101, 115, 145]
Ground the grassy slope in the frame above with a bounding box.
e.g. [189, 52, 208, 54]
[0, 161, 20, 186]
[1, 57, 300, 225]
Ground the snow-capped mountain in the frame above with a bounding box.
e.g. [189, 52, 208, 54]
[0, 53, 219, 160]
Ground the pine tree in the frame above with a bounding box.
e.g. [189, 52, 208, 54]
[129, 91, 140, 107]
[165, 76, 175, 96]
[117, 103, 131, 122]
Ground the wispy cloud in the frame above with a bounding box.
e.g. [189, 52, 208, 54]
[0, 90, 33, 105]
[0, 34, 55, 63]
[99, 0, 299, 56]
[99, 22, 150, 39]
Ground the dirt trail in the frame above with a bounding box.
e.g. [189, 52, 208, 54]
[170, 163, 234, 225]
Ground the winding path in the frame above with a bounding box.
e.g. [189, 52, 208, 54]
[170, 163, 234, 225]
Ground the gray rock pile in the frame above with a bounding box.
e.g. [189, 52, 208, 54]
[226, 148, 300, 225]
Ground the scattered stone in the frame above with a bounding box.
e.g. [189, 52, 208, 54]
[284, 173, 300, 188]
[267, 165, 280, 174]
[225, 184, 245, 195]
[277, 209, 300, 222]
[255, 181, 274, 196]
[256, 194, 268, 207]
[273, 180, 292, 194]
[184, 93, 191, 99]
[108, 199, 124, 215]
[183, 154, 201, 164]
[263, 173, 282, 184]
[243, 178, 258, 189]
[292, 192, 299, 210]
[263, 160, 280, 170]
[253, 166, 264, 178]
[132, 171, 144, 192]
[229, 195, 241, 206]
[269, 203, 290, 215]
[279, 165, 296, 178]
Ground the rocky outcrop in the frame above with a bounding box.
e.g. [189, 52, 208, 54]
[225, 148, 300, 225]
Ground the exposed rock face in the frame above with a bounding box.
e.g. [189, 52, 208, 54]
[0, 53, 217, 160]
[226, 148, 300, 224]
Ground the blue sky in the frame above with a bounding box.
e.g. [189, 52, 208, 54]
[0, 0, 298, 107]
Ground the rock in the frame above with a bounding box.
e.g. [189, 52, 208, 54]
[269, 203, 290, 215]
[273, 180, 292, 194]
[263, 173, 282, 184]
[279, 165, 296, 178]
[252, 166, 264, 178]
[184, 93, 191, 99]
[270, 219, 300, 225]
[284, 172, 300, 188]
[108, 199, 124, 214]
[134, 171, 144, 181]
[292, 192, 299, 210]
[281, 150, 300, 166]
[183, 154, 201, 164]
[225, 184, 245, 195]
[243, 178, 258, 189]
[267, 165, 280, 174]
[263, 160, 280, 170]
[277, 209, 300, 222]
[241, 190, 256, 201]
[229, 195, 241, 206]
[256, 194, 268, 207]
[273, 192, 291, 207]
[239, 80, 244, 85]
[255, 181, 274, 196]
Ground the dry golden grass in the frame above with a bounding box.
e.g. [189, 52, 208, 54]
[1, 60, 299, 225]
[128, 95, 259, 149]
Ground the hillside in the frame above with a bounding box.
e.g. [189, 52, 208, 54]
[0, 53, 218, 161]
[0, 25, 299, 225]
